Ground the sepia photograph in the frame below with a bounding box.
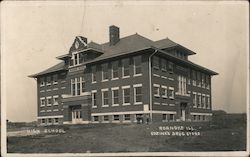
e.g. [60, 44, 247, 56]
[1, 0, 249, 156]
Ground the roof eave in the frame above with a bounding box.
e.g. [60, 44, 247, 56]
[28, 68, 67, 78]
[151, 46, 218, 75]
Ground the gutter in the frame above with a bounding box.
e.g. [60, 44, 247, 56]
[148, 49, 158, 122]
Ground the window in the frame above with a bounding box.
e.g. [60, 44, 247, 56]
[113, 115, 120, 121]
[207, 96, 210, 109]
[40, 78, 45, 87]
[122, 86, 130, 105]
[168, 61, 173, 73]
[53, 74, 58, 85]
[197, 94, 201, 108]
[41, 119, 46, 124]
[202, 95, 206, 108]
[74, 53, 78, 65]
[102, 89, 109, 107]
[134, 84, 142, 104]
[162, 114, 167, 122]
[112, 88, 119, 106]
[161, 59, 167, 71]
[54, 118, 59, 124]
[48, 118, 52, 124]
[102, 63, 109, 81]
[76, 78, 81, 95]
[47, 97, 52, 106]
[46, 76, 51, 86]
[93, 116, 99, 122]
[71, 77, 85, 96]
[192, 70, 196, 86]
[79, 52, 86, 64]
[40, 98, 45, 107]
[198, 115, 201, 121]
[133, 56, 142, 76]
[168, 87, 174, 99]
[71, 79, 76, 96]
[112, 61, 119, 79]
[206, 75, 210, 89]
[153, 84, 160, 97]
[197, 71, 201, 87]
[201, 73, 205, 88]
[124, 114, 130, 121]
[193, 92, 197, 107]
[203, 115, 206, 121]
[92, 66, 97, 83]
[81, 77, 85, 93]
[177, 75, 187, 95]
[161, 86, 168, 98]
[53, 95, 59, 105]
[169, 114, 174, 121]
[193, 115, 197, 121]
[103, 115, 109, 121]
[92, 90, 97, 108]
[153, 56, 160, 69]
[122, 58, 130, 78]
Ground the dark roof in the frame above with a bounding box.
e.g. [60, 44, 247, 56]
[31, 33, 216, 76]
[29, 62, 66, 78]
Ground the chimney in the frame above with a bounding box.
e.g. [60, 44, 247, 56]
[109, 25, 120, 46]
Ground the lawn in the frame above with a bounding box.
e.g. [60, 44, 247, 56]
[7, 113, 246, 153]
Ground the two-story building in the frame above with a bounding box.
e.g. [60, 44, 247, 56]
[29, 25, 218, 125]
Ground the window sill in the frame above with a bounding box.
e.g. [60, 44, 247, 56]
[111, 78, 119, 81]
[154, 103, 160, 105]
[92, 106, 97, 108]
[47, 104, 52, 107]
[101, 79, 109, 82]
[92, 81, 97, 84]
[112, 104, 119, 107]
[162, 96, 168, 99]
[53, 104, 59, 106]
[122, 103, 131, 106]
[53, 82, 58, 85]
[133, 73, 142, 77]
[162, 103, 168, 105]
[102, 105, 109, 108]
[40, 105, 45, 107]
[154, 95, 160, 98]
[134, 102, 142, 105]
[122, 76, 130, 79]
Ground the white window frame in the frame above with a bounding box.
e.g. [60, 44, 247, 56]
[92, 90, 97, 108]
[202, 94, 206, 108]
[161, 85, 168, 98]
[111, 61, 119, 80]
[111, 87, 119, 106]
[53, 95, 59, 106]
[161, 59, 167, 72]
[198, 93, 201, 108]
[207, 95, 211, 109]
[193, 92, 197, 108]
[133, 84, 142, 105]
[133, 56, 142, 77]
[153, 84, 160, 97]
[123, 114, 131, 122]
[71, 51, 81, 66]
[92, 116, 99, 122]
[103, 115, 109, 122]
[102, 63, 109, 82]
[113, 115, 120, 122]
[122, 85, 131, 105]
[46, 96, 52, 106]
[122, 58, 130, 78]
[101, 88, 109, 107]
[169, 87, 175, 99]
[40, 97, 45, 107]
[92, 66, 97, 83]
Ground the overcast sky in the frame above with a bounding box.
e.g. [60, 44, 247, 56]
[1, 1, 248, 122]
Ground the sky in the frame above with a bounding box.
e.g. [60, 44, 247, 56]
[1, 1, 249, 122]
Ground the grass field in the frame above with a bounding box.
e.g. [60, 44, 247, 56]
[7, 113, 246, 153]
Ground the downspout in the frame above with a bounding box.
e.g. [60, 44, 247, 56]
[149, 49, 158, 123]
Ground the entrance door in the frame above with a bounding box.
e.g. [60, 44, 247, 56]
[180, 103, 187, 121]
[181, 109, 186, 121]
[72, 109, 82, 124]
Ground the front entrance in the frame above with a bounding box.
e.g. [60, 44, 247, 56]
[72, 109, 82, 124]
[180, 103, 187, 121]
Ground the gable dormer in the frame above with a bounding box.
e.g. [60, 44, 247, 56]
[69, 36, 88, 53]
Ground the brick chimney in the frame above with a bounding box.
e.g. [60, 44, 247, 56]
[109, 25, 120, 46]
